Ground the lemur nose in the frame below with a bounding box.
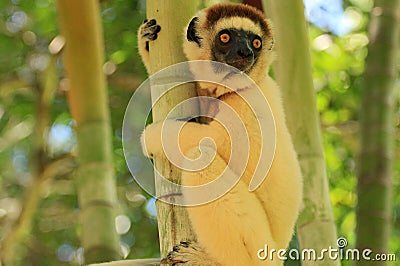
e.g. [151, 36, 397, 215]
[237, 47, 252, 59]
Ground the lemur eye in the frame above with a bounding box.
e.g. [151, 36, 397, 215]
[253, 38, 262, 49]
[220, 33, 231, 44]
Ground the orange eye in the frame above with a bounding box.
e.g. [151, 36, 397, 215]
[253, 38, 262, 49]
[220, 33, 230, 43]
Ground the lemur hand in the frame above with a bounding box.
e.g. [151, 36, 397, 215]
[139, 19, 161, 51]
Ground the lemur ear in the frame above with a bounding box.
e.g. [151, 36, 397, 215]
[187, 17, 202, 46]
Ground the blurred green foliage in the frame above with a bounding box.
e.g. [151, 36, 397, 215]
[0, 0, 398, 265]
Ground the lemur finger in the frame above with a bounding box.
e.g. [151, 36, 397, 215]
[146, 31, 160, 41]
[143, 19, 160, 32]
[141, 25, 161, 40]
[147, 19, 156, 26]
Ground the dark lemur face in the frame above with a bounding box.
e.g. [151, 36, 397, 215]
[213, 28, 263, 73]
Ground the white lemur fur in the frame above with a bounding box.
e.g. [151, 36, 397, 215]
[138, 4, 302, 265]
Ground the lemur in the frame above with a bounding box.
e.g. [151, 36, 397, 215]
[138, 3, 302, 265]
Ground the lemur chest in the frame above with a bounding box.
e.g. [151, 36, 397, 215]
[211, 93, 265, 183]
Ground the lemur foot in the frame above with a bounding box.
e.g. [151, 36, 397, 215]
[162, 241, 217, 266]
[139, 19, 161, 50]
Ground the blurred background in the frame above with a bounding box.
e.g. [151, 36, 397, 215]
[0, 0, 398, 265]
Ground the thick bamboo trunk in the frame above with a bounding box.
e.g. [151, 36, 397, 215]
[262, 1, 340, 265]
[56, 0, 121, 263]
[356, 1, 400, 265]
[145, 0, 200, 259]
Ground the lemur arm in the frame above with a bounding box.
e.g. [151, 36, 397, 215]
[141, 119, 230, 160]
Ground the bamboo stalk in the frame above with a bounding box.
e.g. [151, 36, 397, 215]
[56, 0, 121, 263]
[356, 1, 400, 264]
[145, 0, 200, 258]
[262, 1, 340, 265]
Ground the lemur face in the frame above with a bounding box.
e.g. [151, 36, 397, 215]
[212, 28, 263, 73]
[184, 4, 273, 75]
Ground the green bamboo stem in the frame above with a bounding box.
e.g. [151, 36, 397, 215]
[56, 0, 121, 263]
[262, 1, 340, 265]
[145, 0, 200, 258]
[356, 1, 400, 265]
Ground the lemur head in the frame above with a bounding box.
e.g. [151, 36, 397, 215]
[183, 4, 274, 77]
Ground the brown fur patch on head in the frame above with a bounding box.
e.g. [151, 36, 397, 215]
[205, 4, 270, 35]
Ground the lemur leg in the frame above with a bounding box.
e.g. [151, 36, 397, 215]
[138, 19, 161, 73]
[255, 137, 303, 249]
[142, 121, 280, 265]
[170, 147, 279, 266]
